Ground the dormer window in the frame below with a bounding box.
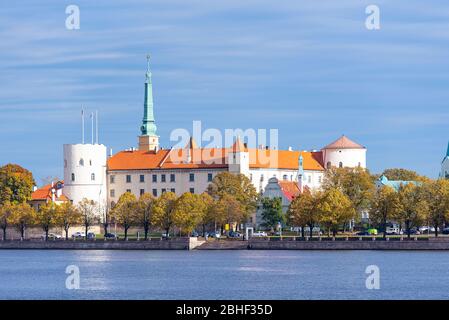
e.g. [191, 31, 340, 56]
[79, 159, 84, 166]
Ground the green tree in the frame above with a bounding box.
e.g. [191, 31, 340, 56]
[137, 193, 156, 240]
[10, 202, 37, 240]
[0, 202, 14, 240]
[78, 198, 99, 239]
[369, 186, 401, 239]
[0, 164, 35, 205]
[207, 172, 258, 223]
[322, 167, 375, 228]
[213, 194, 246, 232]
[55, 202, 82, 240]
[174, 192, 207, 235]
[318, 188, 356, 237]
[260, 197, 284, 231]
[111, 192, 137, 240]
[381, 168, 423, 182]
[421, 179, 449, 237]
[288, 190, 322, 238]
[38, 202, 58, 241]
[153, 192, 178, 238]
[396, 183, 427, 238]
[199, 192, 215, 235]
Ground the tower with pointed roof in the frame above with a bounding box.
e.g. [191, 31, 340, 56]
[228, 137, 249, 177]
[440, 141, 449, 179]
[138, 54, 159, 152]
[322, 135, 366, 169]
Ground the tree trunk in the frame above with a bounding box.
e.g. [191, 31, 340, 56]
[144, 224, 149, 240]
[332, 228, 337, 237]
[383, 218, 387, 239]
[2, 227, 6, 240]
[45, 227, 49, 241]
[20, 225, 25, 240]
[124, 226, 129, 240]
[435, 225, 439, 237]
[406, 220, 411, 239]
[165, 226, 170, 240]
[308, 224, 313, 238]
[301, 226, 305, 239]
[65, 227, 69, 240]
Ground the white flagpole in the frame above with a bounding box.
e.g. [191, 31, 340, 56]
[96, 110, 99, 144]
[81, 108, 85, 144]
[91, 112, 94, 145]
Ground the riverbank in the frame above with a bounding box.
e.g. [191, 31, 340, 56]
[2, 237, 449, 250]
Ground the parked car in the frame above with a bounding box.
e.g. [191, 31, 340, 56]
[72, 232, 86, 239]
[191, 231, 199, 237]
[356, 231, 369, 236]
[419, 226, 437, 233]
[207, 231, 221, 238]
[367, 228, 378, 235]
[442, 228, 449, 235]
[41, 233, 61, 240]
[104, 233, 119, 239]
[228, 231, 243, 238]
[385, 227, 403, 235]
[87, 232, 96, 239]
[252, 231, 268, 237]
[161, 232, 170, 239]
[408, 228, 420, 235]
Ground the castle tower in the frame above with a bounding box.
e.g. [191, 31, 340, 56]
[63, 144, 107, 216]
[138, 54, 159, 152]
[297, 153, 304, 193]
[322, 135, 366, 169]
[228, 137, 250, 177]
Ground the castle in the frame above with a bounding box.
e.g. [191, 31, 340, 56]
[33, 58, 367, 226]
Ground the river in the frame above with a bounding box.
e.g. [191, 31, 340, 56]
[0, 250, 448, 300]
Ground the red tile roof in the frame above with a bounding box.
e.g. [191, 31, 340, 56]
[323, 135, 365, 150]
[31, 181, 69, 202]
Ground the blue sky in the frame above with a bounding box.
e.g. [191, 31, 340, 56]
[1, 0, 449, 184]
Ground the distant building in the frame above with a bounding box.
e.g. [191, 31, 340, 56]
[30, 180, 69, 211]
[441, 142, 449, 179]
[375, 175, 419, 191]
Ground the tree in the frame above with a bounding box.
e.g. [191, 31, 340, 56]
[10, 202, 37, 240]
[55, 202, 82, 240]
[260, 197, 284, 231]
[78, 198, 99, 239]
[0, 202, 14, 240]
[207, 172, 258, 223]
[153, 192, 178, 238]
[322, 167, 375, 228]
[396, 183, 427, 238]
[174, 192, 207, 236]
[381, 168, 423, 182]
[137, 193, 156, 240]
[288, 190, 322, 238]
[38, 202, 58, 241]
[369, 186, 401, 239]
[318, 188, 355, 237]
[111, 192, 137, 240]
[420, 179, 449, 237]
[199, 193, 215, 235]
[213, 194, 246, 232]
[0, 164, 35, 205]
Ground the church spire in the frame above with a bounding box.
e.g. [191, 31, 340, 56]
[138, 54, 159, 152]
[141, 54, 157, 136]
[446, 141, 449, 158]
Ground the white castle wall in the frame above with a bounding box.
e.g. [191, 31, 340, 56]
[63, 144, 107, 215]
[322, 148, 366, 169]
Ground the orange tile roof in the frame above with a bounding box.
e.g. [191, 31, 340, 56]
[323, 135, 365, 149]
[108, 147, 325, 171]
[278, 180, 301, 201]
[31, 181, 69, 202]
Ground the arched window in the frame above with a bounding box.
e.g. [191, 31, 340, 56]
[326, 161, 331, 169]
[89, 160, 92, 166]
[71, 173, 75, 182]
[91, 173, 95, 181]
[79, 159, 84, 166]
[283, 175, 288, 180]
[339, 162, 343, 168]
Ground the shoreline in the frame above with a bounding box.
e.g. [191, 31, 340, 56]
[1, 237, 449, 250]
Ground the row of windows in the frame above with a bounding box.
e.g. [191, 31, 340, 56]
[110, 173, 214, 184]
[110, 188, 195, 198]
[250, 173, 322, 184]
[71, 173, 96, 182]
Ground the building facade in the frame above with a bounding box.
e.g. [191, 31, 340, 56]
[441, 142, 449, 179]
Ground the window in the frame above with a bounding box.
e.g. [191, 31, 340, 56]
[189, 188, 195, 194]
[161, 188, 166, 194]
[283, 175, 288, 181]
[189, 173, 195, 182]
[110, 175, 115, 184]
[111, 201, 116, 208]
[207, 173, 213, 182]
[140, 175, 145, 183]
[79, 159, 84, 166]
[89, 160, 92, 166]
[170, 174, 175, 182]
[126, 189, 131, 193]
[250, 174, 253, 181]
[110, 189, 115, 198]
[161, 174, 166, 183]
[318, 176, 322, 183]
[308, 175, 311, 183]
[71, 173, 75, 182]
[140, 189, 145, 196]
[152, 189, 157, 197]
[171, 188, 175, 193]
[327, 161, 331, 169]
[152, 174, 157, 183]
[126, 175, 132, 183]
[260, 174, 264, 181]
[91, 173, 95, 181]
[339, 162, 343, 168]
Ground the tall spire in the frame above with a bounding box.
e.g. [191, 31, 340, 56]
[446, 141, 449, 158]
[141, 54, 157, 136]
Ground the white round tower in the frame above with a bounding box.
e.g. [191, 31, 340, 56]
[63, 144, 107, 214]
[322, 135, 366, 169]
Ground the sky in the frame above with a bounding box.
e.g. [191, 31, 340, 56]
[1, 0, 449, 185]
